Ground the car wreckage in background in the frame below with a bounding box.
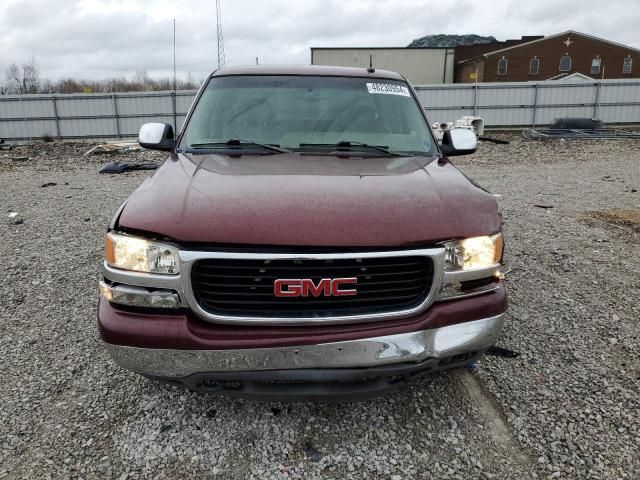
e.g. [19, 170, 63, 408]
[431, 116, 485, 142]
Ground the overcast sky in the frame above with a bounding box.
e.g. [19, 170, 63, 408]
[1, 0, 639, 81]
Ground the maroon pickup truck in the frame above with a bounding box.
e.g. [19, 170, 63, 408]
[98, 66, 506, 400]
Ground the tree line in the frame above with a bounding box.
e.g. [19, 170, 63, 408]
[2, 57, 201, 94]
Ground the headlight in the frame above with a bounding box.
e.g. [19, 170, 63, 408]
[99, 281, 180, 308]
[105, 232, 179, 274]
[443, 233, 503, 271]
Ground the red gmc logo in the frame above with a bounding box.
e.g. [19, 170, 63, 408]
[274, 278, 357, 297]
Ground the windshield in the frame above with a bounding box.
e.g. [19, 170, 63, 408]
[180, 75, 436, 156]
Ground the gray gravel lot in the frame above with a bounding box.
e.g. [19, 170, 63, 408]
[0, 137, 638, 479]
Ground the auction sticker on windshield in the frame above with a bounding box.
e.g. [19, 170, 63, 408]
[366, 83, 411, 97]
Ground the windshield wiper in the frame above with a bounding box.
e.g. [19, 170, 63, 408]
[187, 139, 293, 154]
[299, 141, 407, 157]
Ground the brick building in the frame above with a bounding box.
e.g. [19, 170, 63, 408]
[456, 31, 639, 83]
[455, 36, 544, 66]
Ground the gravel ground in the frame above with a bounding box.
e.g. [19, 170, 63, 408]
[0, 136, 638, 479]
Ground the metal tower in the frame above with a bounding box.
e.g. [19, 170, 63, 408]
[216, 0, 226, 68]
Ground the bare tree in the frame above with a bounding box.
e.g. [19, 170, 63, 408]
[4, 57, 41, 94]
[132, 70, 151, 91]
[5, 63, 21, 94]
[40, 78, 53, 94]
[22, 56, 40, 93]
[2, 58, 200, 94]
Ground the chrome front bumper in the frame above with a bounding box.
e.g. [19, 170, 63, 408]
[105, 314, 504, 379]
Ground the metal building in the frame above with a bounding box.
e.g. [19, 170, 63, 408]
[310, 47, 455, 84]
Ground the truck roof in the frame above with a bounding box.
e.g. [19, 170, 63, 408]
[210, 65, 406, 81]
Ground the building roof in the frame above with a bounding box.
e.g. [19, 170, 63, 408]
[458, 30, 640, 64]
[311, 46, 451, 50]
[211, 65, 405, 81]
[551, 72, 596, 82]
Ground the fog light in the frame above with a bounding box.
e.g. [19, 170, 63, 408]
[437, 279, 500, 301]
[99, 281, 180, 309]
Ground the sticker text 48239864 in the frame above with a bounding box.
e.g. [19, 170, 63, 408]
[366, 83, 411, 97]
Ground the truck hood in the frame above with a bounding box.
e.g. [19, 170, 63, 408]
[117, 153, 501, 247]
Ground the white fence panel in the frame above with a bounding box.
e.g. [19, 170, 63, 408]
[116, 94, 172, 115]
[537, 84, 597, 106]
[1, 79, 639, 140]
[416, 86, 475, 109]
[480, 85, 536, 107]
[2, 119, 57, 139]
[0, 90, 196, 140]
[118, 115, 175, 136]
[415, 79, 640, 127]
[56, 96, 115, 117]
[480, 107, 533, 126]
[2, 97, 55, 118]
[59, 118, 115, 137]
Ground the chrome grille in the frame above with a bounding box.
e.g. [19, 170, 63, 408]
[190, 255, 434, 319]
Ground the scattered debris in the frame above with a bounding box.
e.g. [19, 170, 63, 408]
[98, 162, 158, 174]
[432, 116, 485, 142]
[486, 346, 520, 358]
[304, 442, 324, 462]
[479, 136, 510, 145]
[83, 141, 142, 157]
[523, 127, 640, 141]
[582, 209, 640, 235]
[10, 156, 30, 162]
[204, 407, 217, 418]
[8, 212, 24, 225]
[550, 118, 604, 130]
[41, 182, 57, 188]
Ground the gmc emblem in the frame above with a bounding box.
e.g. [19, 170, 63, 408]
[274, 278, 357, 297]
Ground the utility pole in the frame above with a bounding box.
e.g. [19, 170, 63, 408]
[216, 0, 226, 68]
[172, 18, 177, 132]
[172, 18, 177, 90]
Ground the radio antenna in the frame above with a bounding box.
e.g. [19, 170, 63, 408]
[216, 0, 226, 68]
[172, 18, 176, 91]
[367, 54, 375, 73]
[172, 18, 177, 132]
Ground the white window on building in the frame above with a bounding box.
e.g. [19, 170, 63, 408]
[591, 57, 601, 75]
[559, 55, 572, 72]
[623, 56, 633, 74]
[529, 57, 540, 75]
[497, 57, 508, 75]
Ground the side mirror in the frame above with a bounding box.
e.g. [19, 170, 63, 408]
[138, 123, 175, 151]
[440, 128, 478, 156]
